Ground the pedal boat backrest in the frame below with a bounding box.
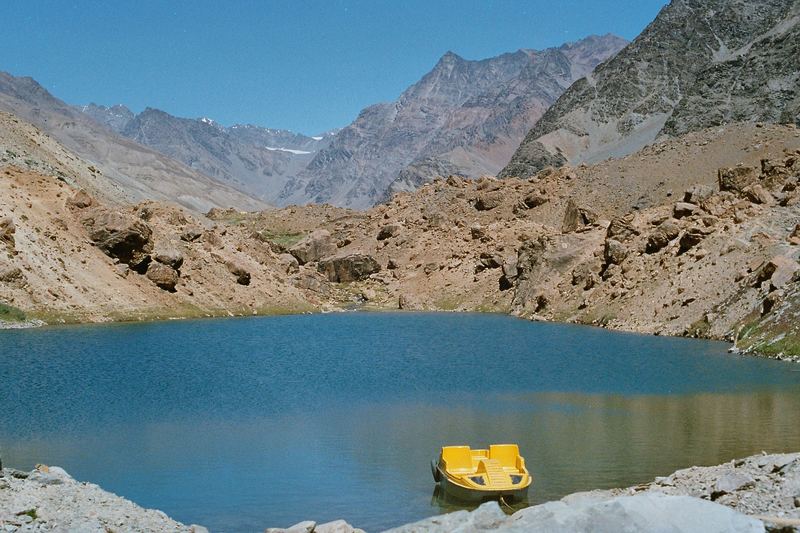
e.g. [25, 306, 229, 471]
[441, 445, 475, 473]
[489, 444, 521, 469]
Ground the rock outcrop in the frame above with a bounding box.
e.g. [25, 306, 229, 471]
[289, 230, 338, 265]
[81, 208, 153, 268]
[318, 254, 380, 282]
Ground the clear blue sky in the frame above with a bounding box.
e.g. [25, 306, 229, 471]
[2, 0, 667, 135]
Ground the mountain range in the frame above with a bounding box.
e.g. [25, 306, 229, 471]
[79, 103, 335, 204]
[0, 72, 265, 212]
[67, 34, 626, 209]
[279, 34, 627, 208]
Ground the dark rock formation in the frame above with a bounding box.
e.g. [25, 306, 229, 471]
[289, 230, 337, 265]
[318, 254, 380, 282]
[81, 209, 153, 267]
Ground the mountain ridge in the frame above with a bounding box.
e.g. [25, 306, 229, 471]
[500, 0, 800, 178]
[0, 71, 266, 212]
[278, 33, 628, 208]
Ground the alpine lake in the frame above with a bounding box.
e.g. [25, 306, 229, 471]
[1, 312, 799, 531]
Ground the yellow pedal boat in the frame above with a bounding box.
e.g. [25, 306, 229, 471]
[431, 444, 532, 502]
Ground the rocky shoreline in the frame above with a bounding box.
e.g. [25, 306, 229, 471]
[0, 318, 43, 330]
[2, 452, 798, 532]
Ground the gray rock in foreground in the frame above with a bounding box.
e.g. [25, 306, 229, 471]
[0, 465, 205, 533]
[385, 494, 764, 533]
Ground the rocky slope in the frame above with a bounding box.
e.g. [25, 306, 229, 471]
[78, 104, 334, 204]
[500, 0, 800, 178]
[279, 34, 627, 208]
[0, 165, 318, 324]
[233, 123, 800, 357]
[0, 72, 265, 212]
[2, 111, 799, 358]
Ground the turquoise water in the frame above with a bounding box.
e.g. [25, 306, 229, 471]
[1, 313, 799, 531]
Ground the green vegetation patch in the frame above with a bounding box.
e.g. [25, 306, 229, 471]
[16, 508, 38, 521]
[0, 302, 26, 322]
[251, 229, 305, 249]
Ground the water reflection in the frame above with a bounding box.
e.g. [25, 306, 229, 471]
[3, 388, 799, 531]
[429, 485, 529, 515]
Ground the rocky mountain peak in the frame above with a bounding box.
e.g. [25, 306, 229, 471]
[500, 0, 800, 178]
[77, 103, 135, 133]
[280, 33, 627, 209]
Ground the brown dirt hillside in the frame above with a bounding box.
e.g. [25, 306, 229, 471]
[2, 119, 799, 360]
[0, 166, 316, 322]
[234, 123, 800, 358]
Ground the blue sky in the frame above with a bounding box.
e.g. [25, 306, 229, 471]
[3, 1, 667, 135]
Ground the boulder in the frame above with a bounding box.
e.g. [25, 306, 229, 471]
[377, 223, 402, 240]
[265, 520, 316, 533]
[523, 191, 549, 208]
[469, 224, 485, 240]
[314, 520, 365, 533]
[571, 262, 598, 290]
[81, 209, 153, 267]
[562, 199, 598, 233]
[645, 220, 681, 253]
[66, 189, 93, 209]
[678, 228, 706, 255]
[277, 253, 299, 274]
[673, 202, 700, 219]
[145, 262, 179, 292]
[743, 184, 774, 205]
[0, 217, 15, 246]
[711, 471, 755, 500]
[475, 191, 504, 211]
[292, 273, 329, 295]
[226, 260, 251, 285]
[318, 254, 380, 282]
[762, 290, 782, 314]
[205, 207, 239, 220]
[502, 257, 519, 279]
[180, 226, 204, 242]
[507, 493, 764, 533]
[479, 252, 503, 269]
[789, 224, 800, 245]
[604, 239, 627, 265]
[718, 166, 758, 193]
[683, 184, 714, 204]
[755, 256, 799, 291]
[385, 501, 506, 533]
[388, 493, 763, 533]
[154, 246, 184, 270]
[606, 214, 639, 242]
[289, 229, 337, 265]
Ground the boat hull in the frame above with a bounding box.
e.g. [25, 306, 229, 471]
[436, 465, 529, 503]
